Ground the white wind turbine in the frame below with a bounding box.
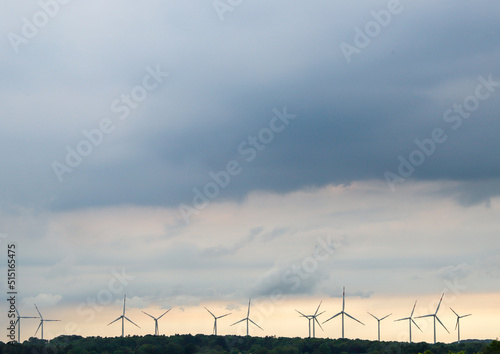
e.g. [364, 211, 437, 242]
[322, 287, 365, 338]
[394, 300, 422, 343]
[107, 295, 140, 337]
[296, 301, 324, 338]
[34, 304, 61, 340]
[415, 293, 449, 344]
[142, 309, 171, 336]
[205, 307, 231, 335]
[230, 299, 263, 336]
[367, 312, 391, 341]
[450, 307, 471, 343]
[15, 308, 39, 343]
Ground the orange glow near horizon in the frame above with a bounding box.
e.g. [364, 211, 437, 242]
[10, 292, 499, 343]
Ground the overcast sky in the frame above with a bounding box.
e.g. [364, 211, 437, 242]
[1, 0, 499, 342]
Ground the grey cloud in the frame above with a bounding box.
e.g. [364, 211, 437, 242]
[1, 1, 500, 211]
[436, 264, 470, 282]
[202, 227, 264, 257]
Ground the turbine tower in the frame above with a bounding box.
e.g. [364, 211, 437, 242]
[230, 298, 263, 336]
[450, 307, 471, 343]
[142, 309, 171, 335]
[107, 295, 140, 337]
[322, 287, 365, 338]
[296, 301, 324, 338]
[394, 300, 422, 343]
[367, 312, 391, 341]
[415, 293, 449, 344]
[15, 308, 39, 343]
[205, 307, 231, 335]
[34, 304, 61, 340]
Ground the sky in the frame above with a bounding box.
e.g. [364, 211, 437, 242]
[1, 0, 499, 343]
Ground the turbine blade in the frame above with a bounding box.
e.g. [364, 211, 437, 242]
[367, 312, 378, 320]
[34, 304, 42, 319]
[249, 318, 263, 330]
[435, 293, 445, 314]
[123, 295, 126, 316]
[322, 312, 341, 324]
[449, 307, 459, 317]
[231, 318, 246, 326]
[314, 301, 322, 316]
[412, 319, 423, 332]
[410, 301, 417, 317]
[142, 311, 155, 319]
[124, 316, 141, 328]
[415, 314, 433, 319]
[34, 321, 42, 336]
[345, 312, 365, 325]
[462, 314, 472, 318]
[394, 317, 410, 322]
[455, 318, 459, 330]
[380, 313, 392, 321]
[342, 287, 345, 311]
[296, 310, 308, 317]
[247, 299, 251, 318]
[436, 316, 449, 334]
[205, 307, 216, 318]
[158, 309, 171, 319]
[316, 311, 325, 317]
[217, 313, 231, 319]
[107, 316, 122, 326]
[314, 316, 324, 331]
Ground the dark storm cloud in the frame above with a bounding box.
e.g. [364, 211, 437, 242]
[1, 1, 500, 212]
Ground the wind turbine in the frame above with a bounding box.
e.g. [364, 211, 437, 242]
[205, 307, 231, 335]
[107, 295, 140, 337]
[415, 293, 449, 344]
[230, 299, 263, 336]
[34, 304, 61, 340]
[142, 309, 171, 335]
[450, 307, 471, 343]
[322, 287, 365, 338]
[296, 301, 324, 338]
[367, 312, 391, 341]
[394, 300, 422, 343]
[15, 308, 39, 343]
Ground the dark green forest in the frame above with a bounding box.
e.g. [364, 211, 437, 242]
[1, 335, 498, 354]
